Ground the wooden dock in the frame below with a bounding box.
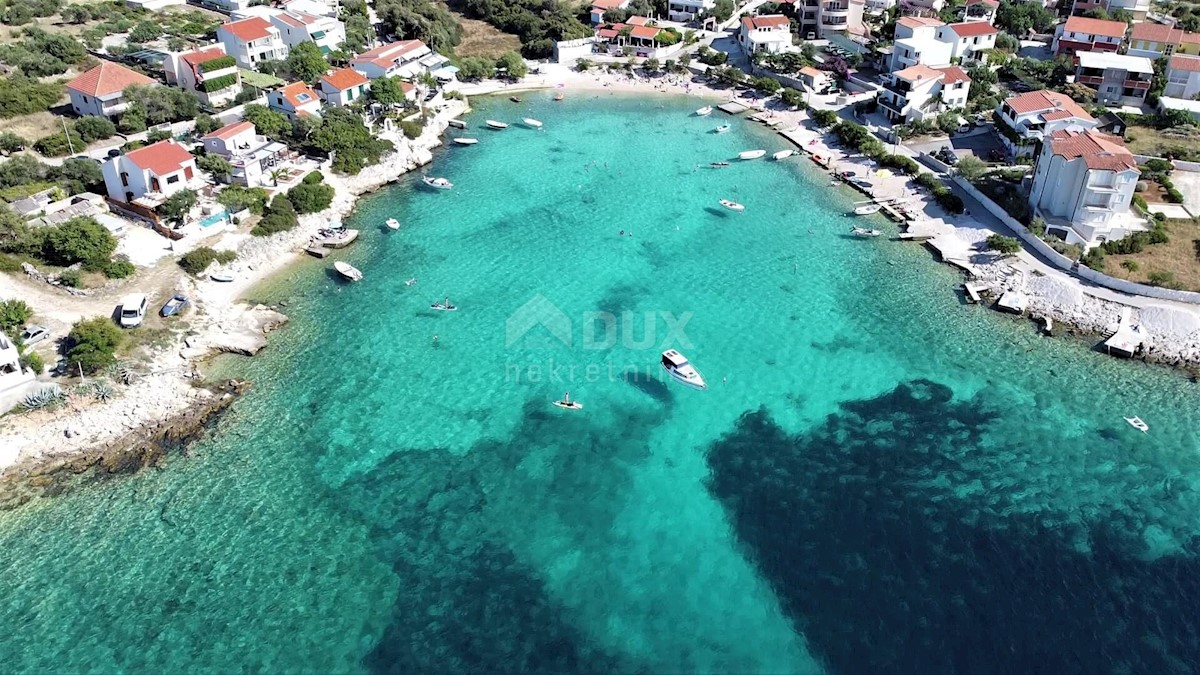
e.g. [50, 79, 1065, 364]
[962, 282, 989, 303]
[717, 101, 749, 115]
[305, 246, 330, 258]
[898, 232, 934, 241]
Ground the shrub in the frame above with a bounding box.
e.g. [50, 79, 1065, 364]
[74, 117, 117, 143]
[1121, 259, 1140, 272]
[935, 191, 965, 214]
[1080, 247, 1106, 271]
[881, 154, 921, 175]
[302, 171, 324, 185]
[812, 109, 839, 128]
[986, 234, 1020, 255]
[58, 269, 82, 287]
[0, 298, 32, 337]
[66, 317, 123, 374]
[34, 130, 86, 157]
[780, 87, 805, 109]
[19, 350, 44, 374]
[42, 217, 117, 270]
[0, 131, 25, 154]
[218, 185, 270, 215]
[1166, 188, 1185, 204]
[103, 258, 135, 279]
[286, 181, 334, 214]
[915, 172, 941, 190]
[178, 247, 236, 275]
[1028, 216, 1046, 237]
[1132, 194, 1147, 211]
[0, 75, 63, 118]
[1144, 158, 1173, 173]
[1148, 270, 1176, 287]
[400, 120, 423, 139]
[251, 194, 298, 236]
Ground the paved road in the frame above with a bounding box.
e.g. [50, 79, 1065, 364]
[907, 126, 1005, 160]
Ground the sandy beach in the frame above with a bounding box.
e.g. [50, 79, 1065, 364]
[3, 64, 1199, 485]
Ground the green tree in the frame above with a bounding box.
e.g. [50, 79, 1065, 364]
[178, 247, 236, 275]
[50, 157, 104, 194]
[986, 234, 1020, 255]
[197, 154, 232, 180]
[644, 57, 660, 72]
[217, 185, 270, 215]
[287, 180, 335, 213]
[34, 129, 84, 157]
[252, 194, 299, 236]
[0, 298, 32, 338]
[495, 51, 528, 79]
[0, 131, 24, 154]
[66, 317, 124, 374]
[61, 4, 92, 23]
[376, 0, 462, 53]
[0, 154, 47, 189]
[369, 76, 411, 104]
[955, 155, 988, 181]
[812, 109, 839, 127]
[0, 75, 63, 118]
[456, 56, 493, 82]
[310, 106, 393, 174]
[161, 189, 198, 226]
[340, 0, 373, 51]
[712, 0, 734, 21]
[967, 65, 997, 101]
[995, 0, 1056, 35]
[286, 41, 330, 82]
[241, 104, 291, 136]
[129, 21, 161, 43]
[74, 116, 117, 143]
[42, 217, 116, 270]
[194, 114, 222, 135]
[123, 84, 200, 126]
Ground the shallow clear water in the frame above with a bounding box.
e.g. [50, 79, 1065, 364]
[3, 93, 1200, 674]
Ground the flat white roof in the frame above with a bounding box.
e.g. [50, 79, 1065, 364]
[1077, 51, 1154, 74]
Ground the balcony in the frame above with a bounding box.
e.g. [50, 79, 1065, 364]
[1077, 75, 1104, 86]
[1122, 79, 1151, 89]
[879, 96, 908, 116]
[822, 2, 850, 13]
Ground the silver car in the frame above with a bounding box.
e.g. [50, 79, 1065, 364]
[19, 325, 49, 345]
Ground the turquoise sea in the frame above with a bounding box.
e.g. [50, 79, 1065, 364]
[4, 93, 1200, 674]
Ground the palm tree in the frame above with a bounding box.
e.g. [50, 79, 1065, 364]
[269, 168, 288, 187]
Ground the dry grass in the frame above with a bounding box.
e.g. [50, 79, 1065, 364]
[446, 10, 522, 59]
[1104, 219, 1200, 291]
[6, 111, 69, 142]
[1125, 124, 1200, 161]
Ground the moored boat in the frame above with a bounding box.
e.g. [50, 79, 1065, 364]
[554, 92, 564, 101]
[386, 218, 400, 230]
[695, 106, 713, 116]
[509, 96, 521, 103]
[719, 199, 744, 212]
[523, 117, 543, 129]
[661, 349, 707, 390]
[773, 149, 795, 160]
[851, 227, 882, 237]
[422, 176, 453, 190]
[552, 392, 583, 410]
[160, 293, 188, 317]
[713, 123, 730, 133]
[453, 137, 479, 145]
[319, 227, 359, 248]
[210, 271, 234, 283]
[738, 149, 766, 160]
[486, 120, 509, 129]
[853, 204, 881, 216]
[1125, 416, 1149, 433]
[334, 261, 363, 281]
[431, 296, 457, 311]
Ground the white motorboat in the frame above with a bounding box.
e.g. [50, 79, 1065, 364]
[738, 149, 766, 160]
[661, 349, 706, 390]
[1125, 416, 1149, 433]
[485, 120, 509, 129]
[405, 278, 417, 286]
[851, 227, 882, 237]
[422, 176, 453, 190]
[386, 218, 400, 230]
[210, 271, 233, 282]
[714, 124, 731, 133]
[695, 106, 713, 116]
[431, 296, 457, 311]
[719, 199, 745, 212]
[853, 204, 882, 216]
[523, 117, 543, 129]
[772, 149, 795, 160]
[334, 261, 363, 281]
[552, 392, 583, 410]
[453, 137, 479, 145]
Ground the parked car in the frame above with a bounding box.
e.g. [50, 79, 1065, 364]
[118, 293, 148, 328]
[19, 325, 49, 345]
[936, 146, 960, 165]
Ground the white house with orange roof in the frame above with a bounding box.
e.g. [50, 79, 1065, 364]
[269, 9, 345, 54]
[1127, 22, 1200, 59]
[1164, 54, 1200, 99]
[797, 66, 833, 93]
[217, 17, 288, 69]
[936, 22, 997, 62]
[738, 15, 793, 54]
[201, 121, 294, 187]
[879, 64, 970, 122]
[1052, 16, 1126, 57]
[589, 0, 630, 24]
[101, 140, 200, 206]
[317, 67, 371, 106]
[269, 81, 322, 119]
[350, 40, 434, 80]
[163, 44, 242, 108]
[1029, 129, 1143, 246]
[890, 17, 950, 72]
[65, 62, 156, 119]
[994, 90, 1098, 157]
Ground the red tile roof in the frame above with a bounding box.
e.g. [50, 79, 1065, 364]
[798, 66, 824, 78]
[934, 65, 971, 85]
[590, 0, 626, 9]
[1169, 54, 1200, 73]
[66, 62, 154, 97]
[1040, 110, 1075, 121]
[946, 21, 998, 37]
[1062, 16, 1127, 39]
[221, 17, 274, 42]
[627, 15, 652, 25]
[181, 46, 228, 67]
[894, 63, 943, 82]
[1129, 22, 1185, 44]
[275, 12, 306, 28]
[966, 0, 998, 6]
[277, 81, 320, 109]
[320, 67, 369, 91]
[629, 25, 658, 39]
[745, 14, 790, 29]
[124, 140, 195, 176]
[1005, 90, 1094, 121]
[897, 16, 944, 30]
[1047, 129, 1136, 171]
[350, 40, 427, 70]
[203, 120, 254, 141]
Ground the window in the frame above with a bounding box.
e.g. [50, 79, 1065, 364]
[120, 173, 129, 187]
[184, 167, 194, 180]
[297, 93, 311, 102]
[167, 175, 180, 185]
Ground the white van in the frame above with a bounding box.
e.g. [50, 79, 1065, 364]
[119, 293, 148, 328]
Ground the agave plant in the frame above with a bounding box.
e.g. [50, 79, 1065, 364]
[91, 381, 113, 402]
[21, 385, 65, 411]
[105, 362, 138, 386]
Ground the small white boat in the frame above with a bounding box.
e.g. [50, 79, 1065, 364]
[334, 261, 362, 281]
[662, 349, 706, 390]
[773, 149, 795, 160]
[431, 296, 457, 311]
[713, 124, 731, 133]
[552, 392, 583, 410]
[422, 176, 453, 190]
[1125, 416, 1149, 433]
[853, 204, 882, 216]
[453, 137, 479, 145]
[738, 149, 766, 160]
[210, 271, 233, 283]
[386, 218, 400, 230]
[554, 92, 564, 101]
[719, 199, 744, 212]
[485, 120, 508, 129]
[405, 278, 417, 286]
[852, 227, 882, 237]
[695, 106, 713, 116]
[523, 117, 543, 129]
